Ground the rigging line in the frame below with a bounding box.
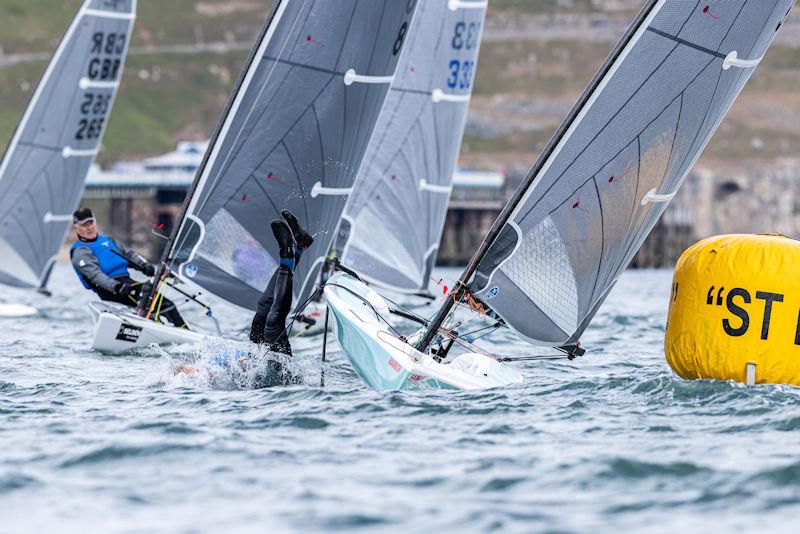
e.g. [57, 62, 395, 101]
[283, 283, 324, 337]
[378, 293, 429, 326]
[498, 355, 569, 362]
[324, 282, 404, 337]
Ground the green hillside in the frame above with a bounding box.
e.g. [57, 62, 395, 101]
[0, 1, 798, 167]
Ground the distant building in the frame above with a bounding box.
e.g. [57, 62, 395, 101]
[82, 143, 509, 264]
[110, 141, 208, 174]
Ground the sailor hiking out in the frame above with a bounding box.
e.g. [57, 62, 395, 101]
[249, 209, 314, 356]
[70, 208, 188, 328]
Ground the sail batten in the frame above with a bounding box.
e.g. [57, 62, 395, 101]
[0, 0, 135, 289]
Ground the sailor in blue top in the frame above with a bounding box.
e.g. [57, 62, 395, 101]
[249, 209, 314, 356]
[70, 207, 187, 328]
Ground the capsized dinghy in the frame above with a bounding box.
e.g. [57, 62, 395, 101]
[324, 272, 522, 390]
[328, 0, 796, 390]
[92, 0, 418, 352]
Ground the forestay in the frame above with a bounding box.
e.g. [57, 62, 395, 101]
[0, 0, 135, 289]
[163, 0, 418, 311]
[339, 0, 487, 293]
[421, 0, 795, 350]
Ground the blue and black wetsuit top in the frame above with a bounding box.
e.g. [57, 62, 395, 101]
[70, 235, 129, 290]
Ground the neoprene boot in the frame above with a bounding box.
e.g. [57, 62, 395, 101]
[281, 209, 314, 250]
[271, 219, 295, 260]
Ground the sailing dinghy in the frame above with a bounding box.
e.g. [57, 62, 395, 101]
[91, 0, 418, 353]
[0, 0, 135, 317]
[325, 0, 797, 390]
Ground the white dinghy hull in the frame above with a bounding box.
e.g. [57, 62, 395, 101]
[0, 304, 37, 318]
[89, 302, 211, 354]
[323, 273, 523, 391]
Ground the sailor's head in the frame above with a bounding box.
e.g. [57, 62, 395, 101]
[73, 207, 97, 240]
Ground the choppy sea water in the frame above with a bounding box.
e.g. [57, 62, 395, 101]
[2, 264, 800, 533]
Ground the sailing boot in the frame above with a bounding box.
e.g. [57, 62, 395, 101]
[280, 209, 314, 250]
[271, 219, 296, 269]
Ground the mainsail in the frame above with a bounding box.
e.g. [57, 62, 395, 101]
[419, 0, 796, 350]
[162, 0, 418, 311]
[339, 0, 487, 293]
[0, 0, 136, 289]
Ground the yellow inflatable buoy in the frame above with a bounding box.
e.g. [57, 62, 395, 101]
[665, 234, 800, 386]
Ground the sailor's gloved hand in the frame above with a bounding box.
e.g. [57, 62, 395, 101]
[115, 280, 135, 298]
[142, 263, 156, 277]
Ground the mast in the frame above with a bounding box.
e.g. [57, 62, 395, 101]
[415, 0, 660, 352]
[141, 0, 284, 315]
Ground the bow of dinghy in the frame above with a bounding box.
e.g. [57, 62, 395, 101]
[323, 272, 523, 390]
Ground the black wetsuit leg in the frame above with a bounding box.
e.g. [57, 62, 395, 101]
[251, 264, 294, 355]
[250, 270, 278, 345]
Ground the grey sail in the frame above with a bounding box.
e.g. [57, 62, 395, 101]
[0, 0, 136, 288]
[164, 0, 418, 311]
[339, 0, 487, 293]
[465, 0, 796, 347]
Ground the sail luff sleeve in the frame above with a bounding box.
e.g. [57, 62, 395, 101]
[468, 0, 795, 348]
[0, 0, 135, 289]
[164, 0, 418, 311]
